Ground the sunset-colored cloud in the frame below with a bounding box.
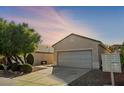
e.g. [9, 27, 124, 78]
[0, 7, 99, 46]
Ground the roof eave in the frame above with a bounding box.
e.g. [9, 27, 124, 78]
[52, 33, 102, 47]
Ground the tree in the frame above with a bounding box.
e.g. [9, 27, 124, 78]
[0, 18, 41, 65]
[120, 42, 124, 65]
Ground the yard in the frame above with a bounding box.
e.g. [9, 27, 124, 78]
[0, 66, 91, 86]
[1, 65, 124, 86]
[0, 66, 65, 86]
[69, 68, 124, 86]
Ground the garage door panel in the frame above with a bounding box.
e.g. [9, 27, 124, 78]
[58, 50, 92, 68]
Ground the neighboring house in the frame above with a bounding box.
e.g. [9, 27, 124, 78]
[33, 45, 54, 66]
[110, 44, 122, 53]
[52, 33, 110, 69]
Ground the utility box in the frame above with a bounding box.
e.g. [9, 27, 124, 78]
[102, 54, 122, 73]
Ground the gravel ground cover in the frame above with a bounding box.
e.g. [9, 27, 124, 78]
[69, 69, 124, 86]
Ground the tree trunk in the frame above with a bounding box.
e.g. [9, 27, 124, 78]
[12, 56, 20, 64]
[6, 56, 12, 65]
[24, 53, 27, 63]
[4, 56, 8, 65]
[16, 55, 24, 64]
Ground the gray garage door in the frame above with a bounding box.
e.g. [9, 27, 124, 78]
[58, 50, 92, 68]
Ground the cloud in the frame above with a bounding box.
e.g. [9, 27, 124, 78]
[0, 6, 99, 46]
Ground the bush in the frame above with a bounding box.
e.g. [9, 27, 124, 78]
[120, 54, 124, 65]
[0, 64, 4, 70]
[26, 54, 34, 65]
[6, 65, 12, 70]
[7, 63, 20, 72]
[20, 64, 32, 74]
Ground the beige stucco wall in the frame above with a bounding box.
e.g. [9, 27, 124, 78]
[53, 34, 101, 69]
[32, 52, 54, 66]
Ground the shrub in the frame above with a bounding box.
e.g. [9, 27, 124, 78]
[0, 64, 4, 70]
[7, 63, 20, 72]
[6, 65, 12, 70]
[26, 54, 34, 65]
[20, 64, 32, 74]
[120, 54, 124, 65]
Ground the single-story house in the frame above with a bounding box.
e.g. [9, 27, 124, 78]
[110, 44, 122, 53]
[52, 33, 111, 69]
[32, 45, 54, 66]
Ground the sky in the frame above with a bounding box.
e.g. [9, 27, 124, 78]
[0, 6, 124, 46]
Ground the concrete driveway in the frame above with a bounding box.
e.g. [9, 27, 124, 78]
[52, 66, 90, 85]
[0, 66, 90, 86]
